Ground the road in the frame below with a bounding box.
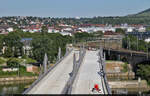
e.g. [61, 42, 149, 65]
[27, 50, 77, 94]
[71, 50, 107, 94]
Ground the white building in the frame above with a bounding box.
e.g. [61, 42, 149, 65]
[78, 27, 116, 33]
[126, 27, 134, 32]
[7, 27, 14, 32]
[60, 32, 72, 36]
[48, 28, 60, 33]
[138, 26, 146, 32]
[62, 28, 72, 31]
[145, 38, 150, 43]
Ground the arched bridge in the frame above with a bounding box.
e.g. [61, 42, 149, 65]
[104, 48, 150, 71]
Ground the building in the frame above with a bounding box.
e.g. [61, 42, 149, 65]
[26, 65, 39, 73]
[21, 38, 32, 56]
[2, 67, 18, 72]
[60, 32, 72, 36]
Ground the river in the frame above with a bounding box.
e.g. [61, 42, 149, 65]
[0, 80, 34, 95]
[0, 82, 149, 95]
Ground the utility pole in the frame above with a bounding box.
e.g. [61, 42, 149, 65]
[147, 44, 149, 60]
[18, 63, 19, 77]
[128, 37, 131, 50]
[137, 36, 139, 51]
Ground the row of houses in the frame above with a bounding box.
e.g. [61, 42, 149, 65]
[0, 23, 148, 36]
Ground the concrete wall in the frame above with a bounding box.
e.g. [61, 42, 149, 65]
[0, 76, 38, 82]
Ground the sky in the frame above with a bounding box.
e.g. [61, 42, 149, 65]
[0, 0, 150, 17]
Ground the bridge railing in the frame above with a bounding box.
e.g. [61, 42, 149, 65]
[22, 48, 73, 94]
[61, 48, 86, 94]
[102, 56, 112, 94]
[98, 48, 112, 94]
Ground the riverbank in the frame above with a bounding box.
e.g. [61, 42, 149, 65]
[0, 76, 38, 83]
[109, 80, 150, 94]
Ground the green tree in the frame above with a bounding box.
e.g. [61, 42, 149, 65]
[137, 64, 150, 84]
[92, 31, 103, 37]
[116, 28, 125, 35]
[41, 26, 48, 35]
[3, 47, 13, 57]
[3, 32, 23, 57]
[26, 58, 37, 64]
[7, 58, 20, 68]
[31, 33, 69, 63]
[31, 35, 56, 63]
[0, 57, 6, 65]
[74, 32, 93, 42]
[146, 27, 150, 31]
[122, 35, 147, 51]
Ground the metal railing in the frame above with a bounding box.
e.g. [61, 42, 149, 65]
[98, 47, 111, 94]
[22, 48, 73, 94]
[61, 48, 86, 94]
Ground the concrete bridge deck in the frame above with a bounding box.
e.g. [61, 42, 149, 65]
[71, 51, 107, 94]
[27, 50, 75, 94]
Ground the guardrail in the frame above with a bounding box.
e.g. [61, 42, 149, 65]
[61, 48, 86, 94]
[98, 48, 111, 94]
[103, 56, 112, 94]
[22, 48, 73, 94]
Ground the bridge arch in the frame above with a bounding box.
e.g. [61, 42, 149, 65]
[120, 56, 128, 63]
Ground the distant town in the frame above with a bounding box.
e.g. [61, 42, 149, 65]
[0, 16, 150, 40]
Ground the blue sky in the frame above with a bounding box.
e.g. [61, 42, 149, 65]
[0, 0, 150, 17]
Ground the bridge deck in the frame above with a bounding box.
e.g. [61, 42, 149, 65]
[27, 50, 75, 94]
[71, 51, 107, 94]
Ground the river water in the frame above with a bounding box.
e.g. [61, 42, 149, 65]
[0, 80, 34, 95]
[0, 80, 149, 94]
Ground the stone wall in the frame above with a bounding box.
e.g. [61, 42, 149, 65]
[0, 76, 38, 82]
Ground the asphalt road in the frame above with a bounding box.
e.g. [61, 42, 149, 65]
[27, 50, 76, 94]
[71, 50, 106, 94]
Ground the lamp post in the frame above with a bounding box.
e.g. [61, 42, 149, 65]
[18, 56, 22, 77]
[137, 36, 139, 51]
[18, 63, 19, 77]
[138, 77, 141, 95]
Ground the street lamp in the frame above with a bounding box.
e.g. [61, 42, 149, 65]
[137, 36, 139, 51]
[18, 56, 22, 77]
[138, 77, 141, 95]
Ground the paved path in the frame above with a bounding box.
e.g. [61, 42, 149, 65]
[27, 50, 76, 94]
[71, 50, 106, 94]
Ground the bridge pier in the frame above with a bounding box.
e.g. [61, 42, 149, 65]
[57, 47, 62, 61]
[43, 53, 48, 74]
[118, 55, 121, 61]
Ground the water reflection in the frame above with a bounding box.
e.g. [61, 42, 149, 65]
[0, 80, 34, 94]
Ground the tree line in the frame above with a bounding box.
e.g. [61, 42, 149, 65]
[0, 28, 72, 64]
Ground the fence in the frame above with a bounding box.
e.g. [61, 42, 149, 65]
[98, 47, 112, 94]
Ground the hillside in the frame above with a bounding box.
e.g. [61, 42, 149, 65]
[129, 8, 150, 17]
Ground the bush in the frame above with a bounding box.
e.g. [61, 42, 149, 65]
[26, 58, 37, 64]
[122, 62, 128, 73]
[22, 55, 28, 59]
[7, 58, 20, 68]
[0, 57, 6, 64]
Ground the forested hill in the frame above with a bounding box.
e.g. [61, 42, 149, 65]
[79, 8, 150, 25]
[135, 8, 150, 17]
[128, 8, 150, 17]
